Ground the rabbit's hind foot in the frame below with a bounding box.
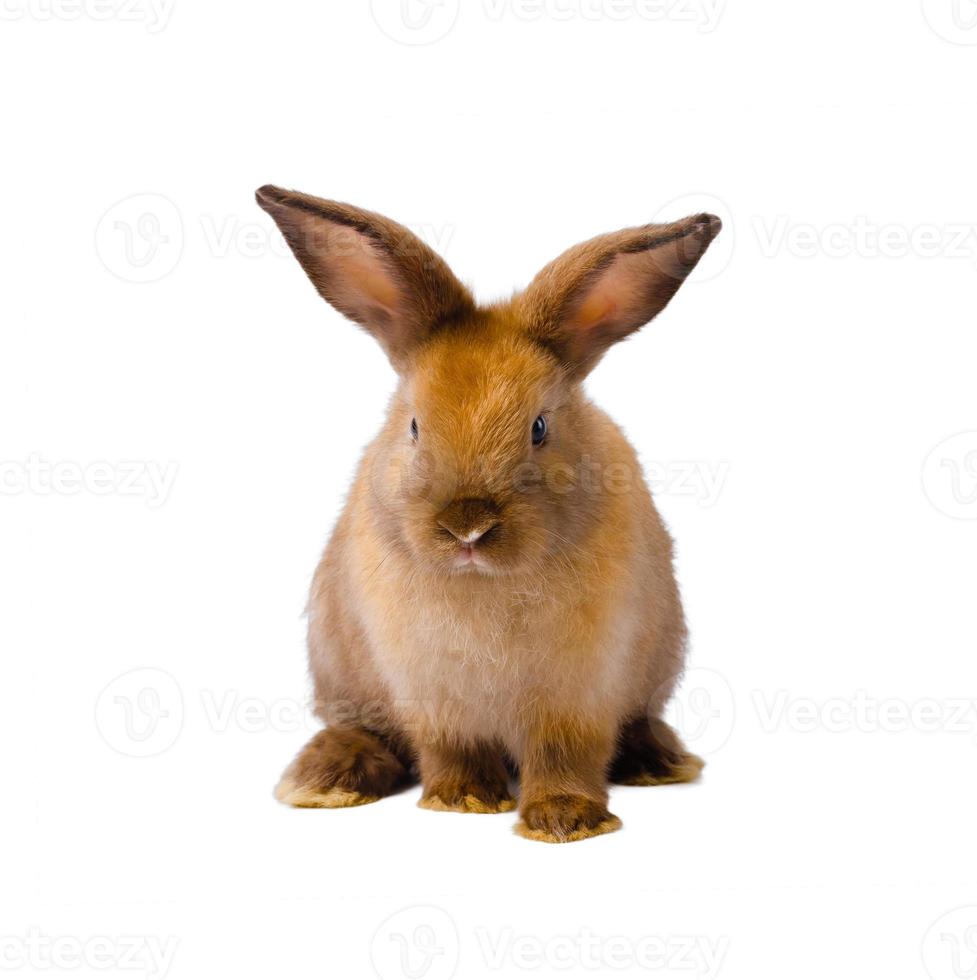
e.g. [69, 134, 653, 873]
[274, 727, 412, 808]
[609, 716, 705, 786]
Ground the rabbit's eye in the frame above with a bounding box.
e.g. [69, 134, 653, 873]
[410, 418, 419, 441]
[531, 415, 547, 446]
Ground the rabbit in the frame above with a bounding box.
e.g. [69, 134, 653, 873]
[256, 184, 721, 842]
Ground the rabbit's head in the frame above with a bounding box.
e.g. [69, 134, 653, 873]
[257, 186, 720, 577]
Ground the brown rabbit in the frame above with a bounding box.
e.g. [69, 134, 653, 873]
[256, 185, 720, 843]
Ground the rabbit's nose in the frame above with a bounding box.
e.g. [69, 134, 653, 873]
[436, 497, 501, 544]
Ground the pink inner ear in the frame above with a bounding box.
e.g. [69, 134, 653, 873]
[568, 253, 637, 333]
[336, 249, 400, 315]
[574, 289, 618, 332]
[318, 224, 401, 321]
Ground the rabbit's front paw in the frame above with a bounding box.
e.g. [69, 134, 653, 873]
[419, 774, 515, 814]
[418, 742, 515, 814]
[515, 794, 621, 843]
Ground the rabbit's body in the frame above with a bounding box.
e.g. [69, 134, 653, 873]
[257, 186, 719, 841]
[308, 401, 684, 752]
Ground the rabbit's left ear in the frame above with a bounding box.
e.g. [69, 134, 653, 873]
[517, 213, 721, 377]
[256, 185, 475, 369]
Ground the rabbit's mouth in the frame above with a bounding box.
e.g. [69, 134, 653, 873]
[442, 530, 498, 573]
[452, 542, 492, 572]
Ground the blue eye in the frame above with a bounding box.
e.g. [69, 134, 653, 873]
[410, 418, 418, 440]
[531, 415, 547, 446]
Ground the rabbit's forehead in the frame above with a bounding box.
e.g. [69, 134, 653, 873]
[409, 337, 558, 422]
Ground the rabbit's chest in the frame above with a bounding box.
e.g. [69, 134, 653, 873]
[383, 596, 534, 696]
[363, 590, 551, 736]
[354, 543, 640, 736]
[365, 587, 634, 741]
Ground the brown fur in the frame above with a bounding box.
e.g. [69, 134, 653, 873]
[257, 186, 721, 842]
[610, 716, 706, 786]
[418, 740, 515, 814]
[274, 727, 413, 808]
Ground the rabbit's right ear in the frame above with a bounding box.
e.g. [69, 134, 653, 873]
[517, 213, 721, 378]
[256, 186, 474, 369]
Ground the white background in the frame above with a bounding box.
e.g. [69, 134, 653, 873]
[2, 1, 976, 978]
